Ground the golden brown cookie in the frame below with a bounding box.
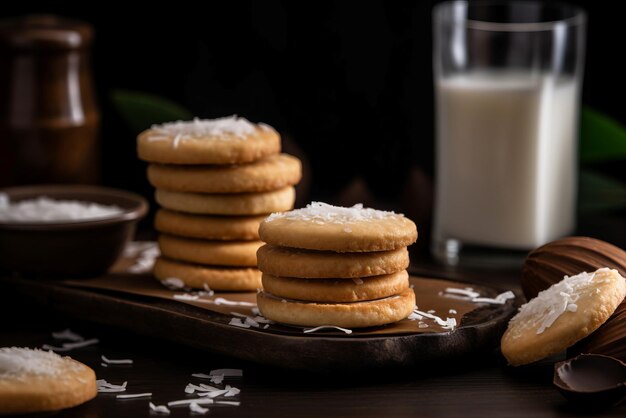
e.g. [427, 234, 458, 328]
[257, 288, 416, 328]
[147, 154, 302, 194]
[155, 209, 263, 241]
[155, 186, 296, 215]
[158, 234, 262, 267]
[153, 257, 261, 291]
[501, 268, 626, 366]
[259, 202, 417, 252]
[137, 116, 280, 165]
[0, 347, 97, 415]
[257, 244, 409, 278]
[261, 270, 409, 303]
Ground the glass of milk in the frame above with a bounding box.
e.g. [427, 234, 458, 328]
[432, 1, 586, 267]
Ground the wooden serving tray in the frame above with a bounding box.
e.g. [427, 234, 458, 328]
[2, 270, 517, 372]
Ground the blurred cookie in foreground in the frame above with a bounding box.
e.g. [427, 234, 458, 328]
[257, 202, 417, 328]
[0, 347, 97, 415]
[501, 268, 626, 366]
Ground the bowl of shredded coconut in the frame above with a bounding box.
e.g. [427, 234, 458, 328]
[0, 185, 148, 277]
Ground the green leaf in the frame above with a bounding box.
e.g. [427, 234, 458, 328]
[110, 90, 193, 134]
[580, 106, 626, 164]
[578, 170, 626, 213]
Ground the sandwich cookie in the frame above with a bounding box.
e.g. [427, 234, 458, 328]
[501, 268, 626, 366]
[154, 257, 262, 291]
[257, 244, 409, 279]
[261, 270, 410, 303]
[0, 347, 97, 415]
[137, 116, 280, 165]
[257, 288, 416, 328]
[155, 187, 296, 216]
[259, 201, 417, 252]
[147, 153, 302, 194]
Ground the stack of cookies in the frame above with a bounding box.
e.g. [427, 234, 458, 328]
[256, 202, 417, 328]
[137, 116, 301, 291]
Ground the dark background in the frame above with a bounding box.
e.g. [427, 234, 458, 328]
[2, 0, 624, 248]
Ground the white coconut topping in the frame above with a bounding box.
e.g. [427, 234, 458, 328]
[147, 116, 264, 145]
[264, 202, 401, 225]
[161, 278, 186, 290]
[509, 268, 614, 336]
[0, 194, 123, 223]
[0, 347, 83, 378]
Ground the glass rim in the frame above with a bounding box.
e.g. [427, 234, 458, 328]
[434, 0, 586, 32]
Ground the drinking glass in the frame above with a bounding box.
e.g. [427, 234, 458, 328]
[432, 1, 586, 267]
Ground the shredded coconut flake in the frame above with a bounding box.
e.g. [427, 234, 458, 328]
[97, 379, 127, 393]
[161, 278, 186, 290]
[101, 355, 133, 365]
[413, 309, 457, 330]
[264, 201, 401, 225]
[303, 325, 353, 334]
[149, 402, 171, 414]
[168, 398, 214, 407]
[147, 116, 262, 144]
[51, 329, 84, 342]
[216, 401, 241, 406]
[42, 338, 99, 352]
[0, 194, 123, 223]
[117, 393, 152, 399]
[189, 402, 209, 414]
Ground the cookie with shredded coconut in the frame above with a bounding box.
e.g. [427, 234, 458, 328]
[154, 257, 261, 291]
[259, 202, 417, 252]
[159, 234, 261, 267]
[257, 244, 409, 278]
[147, 153, 301, 194]
[155, 187, 295, 216]
[501, 268, 626, 366]
[137, 116, 280, 164]
[155, 210, 264, 241]
[257, 288, 415, 328]
[0, 347, 96, 414]
[262, 270, 409, 303]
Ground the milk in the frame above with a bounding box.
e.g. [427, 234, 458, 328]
[434, 72, 579, 250]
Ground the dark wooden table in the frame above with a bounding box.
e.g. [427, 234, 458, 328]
[2, 250, 625, 418]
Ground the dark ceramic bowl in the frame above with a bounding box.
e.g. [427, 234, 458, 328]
[0, 185, 148, 278]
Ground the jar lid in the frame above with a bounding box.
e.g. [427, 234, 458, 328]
[0, 15, 93, 50]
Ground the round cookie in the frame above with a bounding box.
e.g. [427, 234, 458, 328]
[154, 257, 261, 291]
[501, 268, 626, 366]
[257, 244, 409, 278]
[262, 270, 410, 303]
[155, 209, 264, 241]
[156, 187, 296, 216]
[0, 347, 97, 415]
[257, 288, 416, 328]
[137, 116, 281, 165]
[259, 202, 417, 252]
[147, 154, 302, 193]
[158, 234, 262, 267]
